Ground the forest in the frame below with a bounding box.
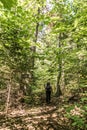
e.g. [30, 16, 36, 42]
[0, 0, 87, 130]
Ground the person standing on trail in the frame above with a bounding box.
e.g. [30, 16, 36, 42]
[45, 82, 52, 104]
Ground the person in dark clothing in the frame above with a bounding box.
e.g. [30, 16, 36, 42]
[45, 82, 52, 104]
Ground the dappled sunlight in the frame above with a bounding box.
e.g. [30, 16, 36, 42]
[0, 104, 70, 130]
[0, 0, 87, 130]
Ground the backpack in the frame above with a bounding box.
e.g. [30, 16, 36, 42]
[46, 85, 51, 91]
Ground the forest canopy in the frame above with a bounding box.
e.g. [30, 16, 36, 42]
[0, 0, 87, 93]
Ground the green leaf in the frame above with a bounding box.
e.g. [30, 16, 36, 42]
[74, 18, 79, 28]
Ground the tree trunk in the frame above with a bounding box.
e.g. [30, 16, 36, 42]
[5, 78, 11, 114]
[31, 7, 40, 86]
[61, 60, 65, 93]
[55, 34, 62, 97]
[20, 73, 26, 95]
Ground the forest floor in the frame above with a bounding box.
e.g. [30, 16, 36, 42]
[0, 100, 70, 130]
[0, 89, 87, 130]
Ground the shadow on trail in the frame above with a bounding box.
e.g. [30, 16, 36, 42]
[0, 104, 70, 130]
[35, 105, 70, 130]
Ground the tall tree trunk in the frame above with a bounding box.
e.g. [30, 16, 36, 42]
[55, 34, 62, 97]
[31, 7, 40, 85]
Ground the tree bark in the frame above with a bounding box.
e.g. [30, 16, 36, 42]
[31, 7, 40, 85]
[55, 34, 62, 97]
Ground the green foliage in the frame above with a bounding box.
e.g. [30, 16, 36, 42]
[66, 105, 87, 130]
[66, 106, 75, 113]
[0, 1, 87, 130]
[81, 97, 87, 102]
[0, 0, 17, 9]
[0, 0, 87, 95]
[71, 116, 85, 129]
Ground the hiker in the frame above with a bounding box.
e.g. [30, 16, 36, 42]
[45, 82, 52, 104]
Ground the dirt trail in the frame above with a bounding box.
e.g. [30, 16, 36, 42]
[0, 104, 70, 130]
